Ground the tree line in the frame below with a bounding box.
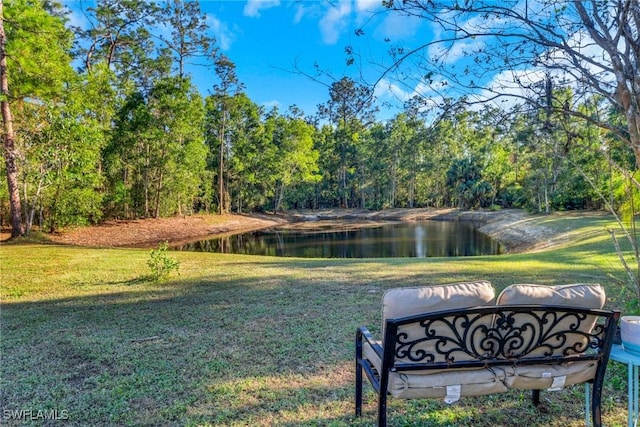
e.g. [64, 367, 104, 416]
[0, 0, 635, 237]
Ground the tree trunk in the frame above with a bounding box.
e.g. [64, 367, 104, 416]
[616, 81, 640, 168]
[218, 111, 226, 214]
[123, 168, 130, 218]
[25, 173, 44, 234]
[143, 167, 149, 217]
[273, 181, 284, 213]
[0, 1, 24, 238]
[154, 171, 163, 218]
[340, 166, 348, 208]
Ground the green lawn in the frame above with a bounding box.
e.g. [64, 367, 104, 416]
[0, 212, 634, 426]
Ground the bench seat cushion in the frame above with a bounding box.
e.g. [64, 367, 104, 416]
[503, 361, 598, 390]
[364, 341, 507, 399]
[364, 341, 597, 397]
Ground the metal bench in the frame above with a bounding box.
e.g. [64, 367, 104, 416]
[355, 282, 620, 426]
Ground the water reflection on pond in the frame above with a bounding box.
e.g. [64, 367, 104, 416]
[173, 220, 503, 258]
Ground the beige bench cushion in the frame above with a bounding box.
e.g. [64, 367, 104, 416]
[382, 281, 495, 363]
[383, 280, 495, 323]
[503, 361, 598, 390]
[496, 283, 605, 308]
[364, 341, 507, 399]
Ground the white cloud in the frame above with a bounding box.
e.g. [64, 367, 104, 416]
[64, 6, 90, 31]
[355, 0, 382, 13]
[243, 0, 281, 18]
[373, 77, 446, 119]
[319, 2, 352, 44]
[470, 28, 613, 110]
[552, 30, 611, 77]
[262, 100, 281, 110]
[207, 15, 237, 51]
[313, 1, 404, 46]
[428, 38, 486, 65]
[292, 2, 328, 25]
[293, 4, 307, 24]
[423, 15, 488, 65]
[374, 78, 412, 103]
[470, 68, 547, 111]
[376, 12, 422, 40]
[373, 2, 615, 118]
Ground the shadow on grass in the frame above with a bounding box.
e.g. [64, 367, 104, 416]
[1, 251, 628, 426]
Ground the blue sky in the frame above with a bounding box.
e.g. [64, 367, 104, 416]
[67, 1, 575, 121]
[66, 0, 439, 120]
[194, 0, 432, 119]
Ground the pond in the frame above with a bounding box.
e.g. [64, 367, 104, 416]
[173, 220, 503, 258]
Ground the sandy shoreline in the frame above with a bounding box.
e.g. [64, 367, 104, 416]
[2, 208, 566, 253]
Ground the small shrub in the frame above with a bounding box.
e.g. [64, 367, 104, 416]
[147, 242, 180, 283]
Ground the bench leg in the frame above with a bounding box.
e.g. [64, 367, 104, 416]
[590, 380, 602, 427]
[378, 391, 388, 427]
[532, 389, 540, 406]
[355, 364, 363, 416]
[355, 332, 363, 417]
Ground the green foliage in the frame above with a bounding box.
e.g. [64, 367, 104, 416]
[266, 109, 321, 211]
[147, 242, 180, 282]
[10, 79, 106, 232]
[1, 0, 91, 233]
[615, 171, 640, 228]
[2, 0, 638, 228]
[496, 184, 527, 209]
[206, 92, 267, 212]
[106, 77, 207, 218]
[4, 0, 75, 99]
[317, 77, 377, 208]
[446, 157, 493, 209]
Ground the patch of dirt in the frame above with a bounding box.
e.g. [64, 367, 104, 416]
[453, 210, 566, 253]
[41, 214, 287, 249]
[1, 208, 562, 253]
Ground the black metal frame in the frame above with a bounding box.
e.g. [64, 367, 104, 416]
[355, 305, 620, 427]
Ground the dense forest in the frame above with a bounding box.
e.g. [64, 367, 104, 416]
[1, 1, 637, 236]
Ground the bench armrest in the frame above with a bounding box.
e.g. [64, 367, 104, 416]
[357, 326, 383, 359]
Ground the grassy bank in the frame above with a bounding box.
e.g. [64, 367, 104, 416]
[0, 212, 633, 426]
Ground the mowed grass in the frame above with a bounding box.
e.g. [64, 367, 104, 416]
[0, 212, 633, 426]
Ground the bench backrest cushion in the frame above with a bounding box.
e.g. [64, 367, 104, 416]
[495, 283, 606, 357]
[382, 280, 496, 322]
[382, 280, 495, 364]
[496, 283, 605, 308]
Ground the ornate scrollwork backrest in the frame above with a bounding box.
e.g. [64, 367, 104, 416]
[392, 306, 608, 365]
